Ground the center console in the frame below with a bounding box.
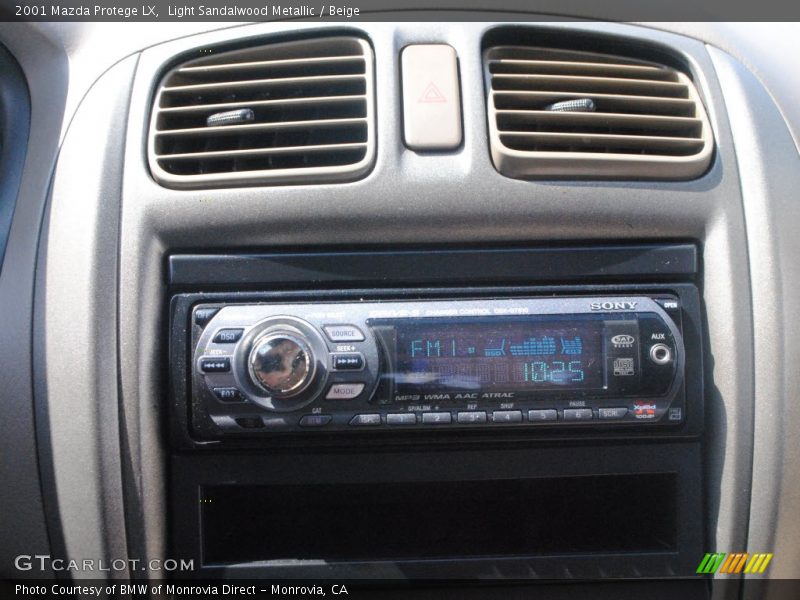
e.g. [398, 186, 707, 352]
[167, 244, 706, 582]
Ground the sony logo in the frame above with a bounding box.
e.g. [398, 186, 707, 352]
[590, 301, 638, 311]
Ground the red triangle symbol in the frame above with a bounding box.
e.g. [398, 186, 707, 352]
[418, 81, 447, 103]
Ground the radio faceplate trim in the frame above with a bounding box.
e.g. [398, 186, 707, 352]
[170, 283, 703, 449]
[176, 290, 698, 445]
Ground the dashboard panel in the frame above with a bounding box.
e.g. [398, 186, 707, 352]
[0, 15, 799, 599]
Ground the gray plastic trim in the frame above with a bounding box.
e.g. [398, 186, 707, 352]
[35, 55, 138, 580]
[167, 244, 699, 286]
[709, 47, 800, 587]
[0, 22, 68, 580]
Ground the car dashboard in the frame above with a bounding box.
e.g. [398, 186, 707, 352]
[0, 17, 799, 600]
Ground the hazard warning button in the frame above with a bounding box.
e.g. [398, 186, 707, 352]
[401, 44, 462, 150]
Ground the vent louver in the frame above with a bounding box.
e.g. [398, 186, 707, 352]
[148, 36, 375, 188]
[484, 46, 714, 180]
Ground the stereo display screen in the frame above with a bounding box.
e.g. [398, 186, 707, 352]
[393, 316, 605, 394]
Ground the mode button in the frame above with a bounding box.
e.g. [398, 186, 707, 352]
[326, 383, 366, 400]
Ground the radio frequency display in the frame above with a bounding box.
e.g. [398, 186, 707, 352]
[393, 317, 604, 393]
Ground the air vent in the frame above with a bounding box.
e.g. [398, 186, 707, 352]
[148, 36, 375, 188]
[484, 46, 714, 180]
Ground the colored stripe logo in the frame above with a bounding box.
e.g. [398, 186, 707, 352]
[697, 552, 773, 574]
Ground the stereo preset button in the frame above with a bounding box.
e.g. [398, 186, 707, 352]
[299, 414, 332, 427]
[213, 328, 244, 344]
[563, 408, 593, 421]
[332, 353, 365, 371]
[200, 357, 230, 373]
[326, 383, 366, 400]
[422, 412, 452, 424]
[323, 325, 365, 342]
[528, 409, 558, 422]
[598, 407, 628, 420]
[457, 411, 487, 424]
[349, 413, 381, 426]
[492, 410, 522, 423]
[387, 413, 417, 425]
[213, 387, 243, 402]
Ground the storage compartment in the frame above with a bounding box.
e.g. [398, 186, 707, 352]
[201, 473, 676, 564]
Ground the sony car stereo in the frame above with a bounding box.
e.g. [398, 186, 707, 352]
[178, 293, 692, 439]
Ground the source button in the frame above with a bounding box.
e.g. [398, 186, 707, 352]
[323, 325, 365, 342]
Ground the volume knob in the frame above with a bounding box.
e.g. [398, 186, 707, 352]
[248, 332, 314, 397]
